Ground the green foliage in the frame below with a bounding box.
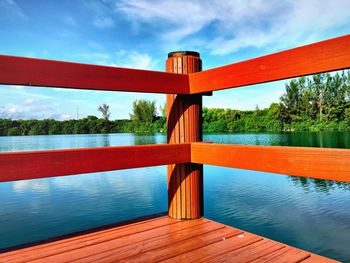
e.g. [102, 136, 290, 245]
[279, 71, 350, 131]
[130, 100, 157, 124]
[203, 71, 350, 133]
[0, 117, 166, 136]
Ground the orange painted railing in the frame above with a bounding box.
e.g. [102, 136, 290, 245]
[1, 34, 350, 220]
[0, 144, 190, 182]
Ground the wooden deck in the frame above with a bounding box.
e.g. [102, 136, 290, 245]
[0, 216, 337, 263]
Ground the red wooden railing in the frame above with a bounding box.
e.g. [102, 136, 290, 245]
[0, 144, 190, 182]
[1, 34, 350, 220]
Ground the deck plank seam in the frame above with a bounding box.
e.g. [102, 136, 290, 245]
[0, 216, 169, 258]
[156, 228, 250, 262]
[217, 239, 287, 262]
[68, 220, 215, 262]
[1, 217, 183, 262]
[27, 219, 211, 262]
[101, 224, 232, 262]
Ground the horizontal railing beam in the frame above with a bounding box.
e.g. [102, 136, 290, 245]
[1, 142, 350, 183]
[191, 143, 350, 183]
[0, 144, 191, 182]
[2, 34, 349, 95]
[0, 55, 190, 94]
[189, 34, 350, 93]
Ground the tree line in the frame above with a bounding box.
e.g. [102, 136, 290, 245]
[0, 71, 349, 136]
[203, 71, 350, 132]
[0, 100, 165, 136]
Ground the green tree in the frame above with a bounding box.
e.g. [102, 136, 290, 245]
[159, 104, 166, 118]
[98, 104, 111, 121]
[130, 100, 157, 124]
[7, 126, 21, 136]
[345, 108, 350, 125]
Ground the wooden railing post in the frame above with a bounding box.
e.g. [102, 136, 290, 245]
[166, 51, 203, 219]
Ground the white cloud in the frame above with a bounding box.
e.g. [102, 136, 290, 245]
[78, 50, 159, 70]
[93, 16, 115, 28]
[7, 106, 22, 114]
[63, 16, 77, 27]
[0, 104, 25, 119]
[56, 113, 72, 120]
[0, 94, 56, 119]
[6, 86, 55, 100]
[0, 0, 26, 19]
[208, 0, 350, 55]
[117, 0, 214, 41]
[87, 41, 103, 50]
[23, 98, 35, 106]
[116, 50, 157, 70]
[115, 0, 350, 55]
[79, 52, 111, 64]
[81, 0, 116, 28]
[203, 81, 286, 110]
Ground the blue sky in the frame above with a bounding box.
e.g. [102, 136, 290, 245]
[1, 0, 350, 120]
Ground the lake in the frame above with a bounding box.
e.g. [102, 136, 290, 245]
[0, 132, 349, 261]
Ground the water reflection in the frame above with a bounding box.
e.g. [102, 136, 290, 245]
[1, 131, 348, 152]
[1, 132, 350, 261]
[0, 167, 167, 249]
[204, 131, 350, 148]
[274, 131, 350, 148]
[102, 134, 110, 147]
[133, 133, 158, 145]
[12, 180, 50, 193]
[289, 176, 350, 193]
[204, 166, 350, 262]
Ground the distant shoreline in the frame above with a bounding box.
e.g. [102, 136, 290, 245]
[0, 114, 349, 137]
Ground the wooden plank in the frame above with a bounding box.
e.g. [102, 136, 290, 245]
[189, 34, 350, 93]
[124, 226, 242, 262]
[73, 220, 218, 262]
[0, 216, 177, 262]
[0, 217, 338, 263]
[0, 55, 190, 94]
[0, 143, 191, 182]
[209, 239, 285, 262]
[26, 219, 209, 263]
[250, 247, 304, 262]
[267, 247, 311, 262]
[191, 143, 350, 183]
[161, 231, 263, 262]
[0, 216, 170, 259]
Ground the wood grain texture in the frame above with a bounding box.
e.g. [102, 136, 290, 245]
[191, 143, 350, 182]
[0, 217, 338, 263]
[0, 55, 189, 94]
[73, 220, 212, 262]
[166, 52, 203, 219]
[189, 34, 350, 93]
[0, 216, 175, 262]
[0, 144, 190, 182]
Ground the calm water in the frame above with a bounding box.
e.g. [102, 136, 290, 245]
[0, 132, 349, 261]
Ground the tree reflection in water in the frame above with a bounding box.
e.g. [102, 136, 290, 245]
[289, 176, 350, 193]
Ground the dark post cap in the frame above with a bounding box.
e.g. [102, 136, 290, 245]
[168, 51, 200, 58]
